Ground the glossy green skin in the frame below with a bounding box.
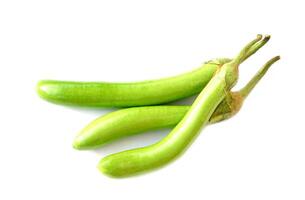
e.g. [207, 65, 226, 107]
[98, 69, 228, 177]
[37, 59, 230, 107]
[37, 35, 270, 107]
[73, 106, 189, 149]
[73, 92, 242, 150]
[97, 35, 264, 177]
[73, 37, 274, 149]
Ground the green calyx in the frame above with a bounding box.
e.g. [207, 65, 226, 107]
[222, 34, 263, 89]
[205, 34, 271, 91]
[210, 55, 280, 123]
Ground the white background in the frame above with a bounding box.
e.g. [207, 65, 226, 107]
[1, 0, 304, 199]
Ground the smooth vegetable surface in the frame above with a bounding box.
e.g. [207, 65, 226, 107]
[73, 56, 279, 150]
[97, 35, 264, 177]
[36, 36, 270, 107]
[37, 61, 222, 107]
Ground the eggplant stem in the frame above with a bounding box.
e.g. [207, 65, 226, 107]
[231, 34, 263, 66]
[239, 56, 280, 98]
[242, 35, 271, 62]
